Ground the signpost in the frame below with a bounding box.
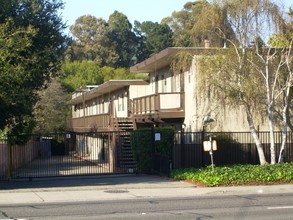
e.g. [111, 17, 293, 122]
[203, 136, 217, 171]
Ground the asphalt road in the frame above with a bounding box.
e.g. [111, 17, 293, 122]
[1, 192, 293, 219]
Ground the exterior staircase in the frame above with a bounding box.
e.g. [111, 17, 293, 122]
[115, 118, 136, 172]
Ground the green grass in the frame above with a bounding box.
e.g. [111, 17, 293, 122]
[171, 163, 293, 187]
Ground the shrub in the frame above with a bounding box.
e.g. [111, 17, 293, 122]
[130, 129, 153, 172]
[171, 163, 293, 187]
[130, 127, 175, 172]
[154, 127, 175, 156]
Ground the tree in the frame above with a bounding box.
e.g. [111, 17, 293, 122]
[68, 15, 118, 66]
[267, 7, 293, 163]
[0, 0, 66, 135]
[162, 0, 235, 47]
[162, 1, 198, 47]
[100, 66, 147, 82]
[108, 11, 138, 68]
[61, 60, 103, 91]
[196, 0, 292, 165]
[34, 79, 70, 133]
[69, 15, 101, 61]
[68, 11, 141, 68]
[133, 21, 174, 61]
[60, 61, 146, 91]
[229, 1, 292, 164]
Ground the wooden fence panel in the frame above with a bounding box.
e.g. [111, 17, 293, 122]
[0, 143, 7, 179]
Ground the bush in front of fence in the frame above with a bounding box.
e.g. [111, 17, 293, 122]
[130, 127, 174, 173]
[130, 128, 153, 172]
[171, 163, 293, 187]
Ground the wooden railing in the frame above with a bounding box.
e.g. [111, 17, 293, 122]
[132, 94, 158, 115]
[67, 92, 185, 131]
[132, 92, 185, 118]
[66, 114, 110, 132]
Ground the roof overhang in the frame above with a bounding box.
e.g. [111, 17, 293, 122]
[130, 47, 217, 73]
[68, 80, 148, 105]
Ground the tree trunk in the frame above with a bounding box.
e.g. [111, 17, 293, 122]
[245, 105, 267, 165]
[268, 103, 276, 164]
[280, 53, 293, 162]
[265, 61, 275, 164]
[278, 128, 287, 163]
[278, 87, 290, 163]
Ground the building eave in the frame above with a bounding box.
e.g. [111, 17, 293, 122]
[130, 47, 219, 73]
[67, 80, 149, 105]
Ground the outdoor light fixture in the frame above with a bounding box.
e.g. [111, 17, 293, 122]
[203, 116, 215, 124]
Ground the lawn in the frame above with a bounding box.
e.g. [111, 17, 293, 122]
[171, 163, 293, 187]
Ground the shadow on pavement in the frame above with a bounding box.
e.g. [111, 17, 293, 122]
[0, 174, 175, 191]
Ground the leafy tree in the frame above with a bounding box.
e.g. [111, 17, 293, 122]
[68, 12, 140, 68]
[34, 79, 70, 133]
[69, 15, 101, 61]
[162, 1, 198, 47]
[133, 21, 174, 61]
[108, 11, 138, 68]
[68, 15, 118, 66]
[267, 7, 292, 48]
[60, 61, 146, 91]
[0, 0, 66, 135]
[68, 11, 175, 67]
[197, 0, 292, 165]
[266, 8, 293, 163]
[162, 0, 235, 47]
[61, 60, 103, 91]
[101, 66, 147, 82]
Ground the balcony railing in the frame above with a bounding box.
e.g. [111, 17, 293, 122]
[67, 92, 185, 131]
[66, 114, 110, 132]
[132, 92, 185, 119]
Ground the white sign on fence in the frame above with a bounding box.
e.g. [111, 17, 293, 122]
[155, 133, 161, 141]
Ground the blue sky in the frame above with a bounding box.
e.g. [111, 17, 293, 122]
[61, 0, 293, 34]
[61, 0, 193, 32]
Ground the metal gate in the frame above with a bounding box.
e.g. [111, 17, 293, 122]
[0, 132, 136, 179]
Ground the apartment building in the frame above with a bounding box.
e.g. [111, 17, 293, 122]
[66, 47, 251, 171]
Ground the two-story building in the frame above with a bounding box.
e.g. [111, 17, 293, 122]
[66, 47, 251, 172]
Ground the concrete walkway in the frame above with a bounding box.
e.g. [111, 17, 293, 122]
[1, 174, 293, 205]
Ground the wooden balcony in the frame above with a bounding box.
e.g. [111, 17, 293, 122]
[66, 92, 185, 131]
[132, 92, 185, 122]
[66, 114, 111, 132]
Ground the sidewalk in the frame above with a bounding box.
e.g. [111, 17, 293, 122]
[1, 174, 293, 205]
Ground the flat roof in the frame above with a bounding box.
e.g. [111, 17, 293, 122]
[68, 80, 148, 105]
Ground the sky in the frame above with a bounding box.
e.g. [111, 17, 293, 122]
[61, 0, 293, 34]
[61, 0, 191, 33]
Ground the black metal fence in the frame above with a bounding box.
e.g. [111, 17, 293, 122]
[172, 131, 293, 170]
[1, 131, 293, 180]
[0, 132, 136, 180]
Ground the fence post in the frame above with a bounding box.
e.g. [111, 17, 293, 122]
[180, 127, 185, 168]
[6, 138, 12, 180]
[151, 126, 155, 173]
[201, 128, 205, 167]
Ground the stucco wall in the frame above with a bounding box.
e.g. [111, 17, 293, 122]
[129, 82, 150, 99]
[182, 56, 253, 132]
